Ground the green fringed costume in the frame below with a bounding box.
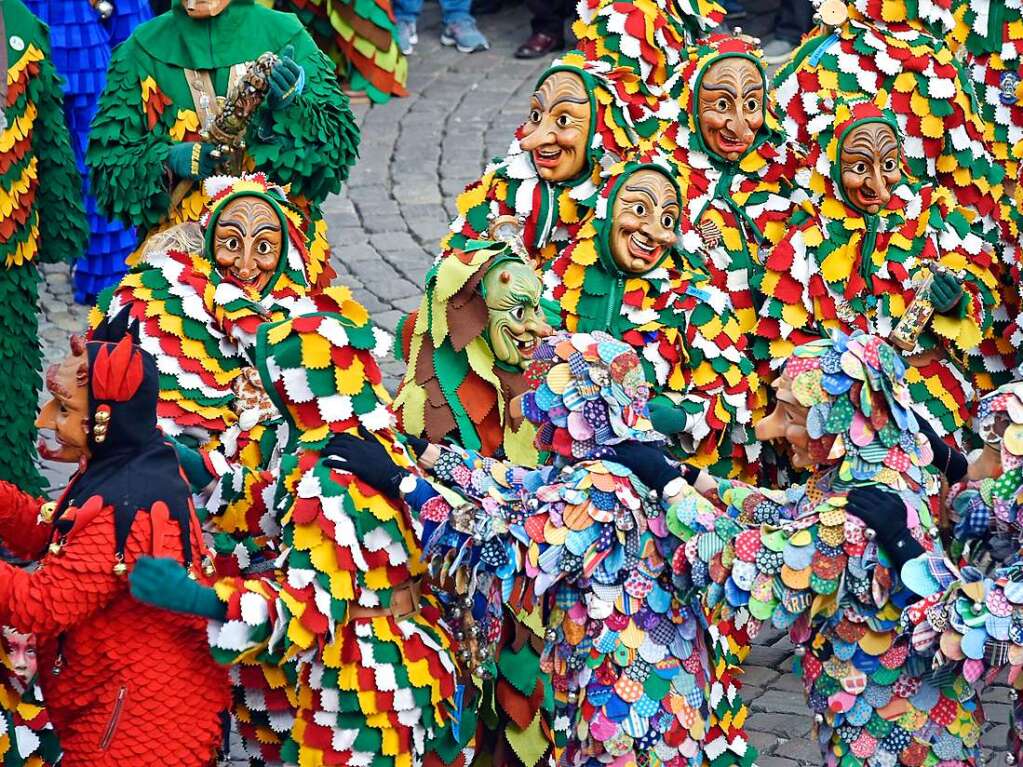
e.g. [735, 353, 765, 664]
[86, 0, 359, 286]
[0, 0, 87, 494]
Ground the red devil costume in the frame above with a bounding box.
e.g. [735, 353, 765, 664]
[0, 311, 229, 767]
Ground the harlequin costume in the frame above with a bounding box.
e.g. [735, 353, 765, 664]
[21, 0, 149, 304]
[0, 646, 60, 767]
[0, 0, 89, 496]
[666, 331, 1005, 766]
[657, 35, 805, 347]
[444, 51, 675, 267]
[162, 311, 466, 767]
[275, 0, 407, 103]
[754, 98, 1000, 440]
[544, 155, 759, 479]
[0, 313, 229, 766]
[86, 0, 360, 283]
[419, 331, 753, 767]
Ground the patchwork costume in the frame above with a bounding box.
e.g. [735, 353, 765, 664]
[668, 332, 995, 766]
[87, 0, 360, 283]
[0, 317, 229, 766]
[0, 0, 88, 495]
[754, 99, 1000, 439]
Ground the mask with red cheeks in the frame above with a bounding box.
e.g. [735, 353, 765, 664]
[2, 627, 37, 684]
[840, 122, 901, 214]
[754, 375, 815, 468]
[519, 71, 591, 183]
[182, 0, 231, 17]
[213, 196, 284, 293]
[35, 335, 90, 464]
[697, 56, 765, 161]
[609, 169, 680, 273]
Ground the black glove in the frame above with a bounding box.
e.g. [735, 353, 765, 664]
[321, 428, 408, 500]
[846, 486, 925, 571]
[402, 434, 430, 460]
[916, 416, 967, 484]
[609, 441, 684, 496]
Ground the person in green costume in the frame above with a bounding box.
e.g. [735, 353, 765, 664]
[86, 0, 359, 289]
[0, 0, 88, 495]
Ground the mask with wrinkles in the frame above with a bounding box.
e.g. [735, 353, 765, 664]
[609, 169, 680, 274]
[483, 260, 551, 368]
[698, 57, 765, 161]
[840, 122, 901, 215]
[213, 197, 284, 293]
[520, 71, 591, 183]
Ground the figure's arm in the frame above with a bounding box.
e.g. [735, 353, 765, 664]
[247, 32, 360, 205]
[0, 498, 122, 635]
[0, 482, 51, 561]
[32, 51, 88, 265]
[86, 41, 175, 232]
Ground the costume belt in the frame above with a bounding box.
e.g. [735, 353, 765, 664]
[347, 580, 422, 622]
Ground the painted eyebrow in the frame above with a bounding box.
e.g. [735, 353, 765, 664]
[253, 223, 278, 235]
[742, 81, 764, 96]
[623, 184, 659, 205]
[551, 95, 589, 108]
[532, 89, 547, 109]
[701, 82, 737, 96]
[218, 219, 247, 235]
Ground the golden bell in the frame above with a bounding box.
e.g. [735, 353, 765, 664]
[187, 570, 198, 581]
[38, 501, 56, 524]
[113, 561, 128, 576]
[48, 541, 62, 555]
[202, 558, 216, 577]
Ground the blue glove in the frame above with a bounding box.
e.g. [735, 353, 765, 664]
[267, 45, 305, 110]
[129, 556, 226, 620]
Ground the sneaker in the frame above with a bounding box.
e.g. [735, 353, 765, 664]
[441, 18, 490, 53]
[397, 19, 417, 55]
[762, 38, 796, 65]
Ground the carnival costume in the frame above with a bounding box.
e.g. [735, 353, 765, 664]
[0, 673, 59, 767]
[132, 310, 468, 767]
[22, 0, 148, 304]
[658, 34, 805, 345]
[666, 331, 1005, 766]
[276, 0, 407, 104]
[87, 0, 360, 282]
[443, 51, 675, 267]
[0, 0, 88, 496]
[755, 98, 999, 439]
[0, 312, 229, 766]
[543, 156, 758, 478]
[404, 332, 756, 767]
[395, 240, 548, 466]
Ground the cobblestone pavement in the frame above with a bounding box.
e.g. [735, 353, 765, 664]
[32, 3, 1014, 764]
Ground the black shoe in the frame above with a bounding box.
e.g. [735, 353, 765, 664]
[514, 32, 564, 59]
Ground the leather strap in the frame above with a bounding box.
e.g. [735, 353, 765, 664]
[347, 580, 422, 622]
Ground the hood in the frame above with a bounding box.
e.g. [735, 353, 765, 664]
[133, 0, 304, 69]
[676, 34, 782, 166]
[254, 311, 393, 450]
[574, 0, 725, 95]
[520, 330, 666, 460]
[780, 331, 931, 487]
[515, 51, 675, 187]
[59, 308, 196, 567]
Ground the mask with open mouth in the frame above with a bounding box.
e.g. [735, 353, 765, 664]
[36, 335, 91, 464]
[520, 70, 592, 183]
[839, 121, 901, 215]
[212, 196, 284, 293]
[482, 258, 550, 369]
[609, 168, 680, 274]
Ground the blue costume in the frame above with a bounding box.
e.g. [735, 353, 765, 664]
[23, 1, 151, 303]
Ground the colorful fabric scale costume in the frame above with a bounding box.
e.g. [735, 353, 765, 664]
[276, 0, 407, 103]
[771, 0, 1007, 255]
[395, 240, 548, 466]
[755, 98, 1000, 438]
[421, 332, 755, 767]
[658, 35, 805, 346]
[22, 0, 146, 304]
[0, 0, 88, 496]
[668, 332, 998, 766]
[201, 312, 464, 767]
[0, 314, 229, 766]
[443, 51, 674, 268]
[87, 0, 359, 278]
[543, 156, 759, 478]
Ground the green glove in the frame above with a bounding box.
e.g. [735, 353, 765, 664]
[166, 142, 219, 180]
[164, 434, 216, 492]
[929, 269, 964, 313]
[267, 46, 305, 110]
[648, 396, 689, 439]
[129, 556, 226, 620]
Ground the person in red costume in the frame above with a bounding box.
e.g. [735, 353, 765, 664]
[0, 309, 230, 767]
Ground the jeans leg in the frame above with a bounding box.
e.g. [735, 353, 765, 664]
[440, 0, 474, 24]
[393, 0, 425, 24]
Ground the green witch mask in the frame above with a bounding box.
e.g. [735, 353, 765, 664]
[482, 259, 549, 369]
